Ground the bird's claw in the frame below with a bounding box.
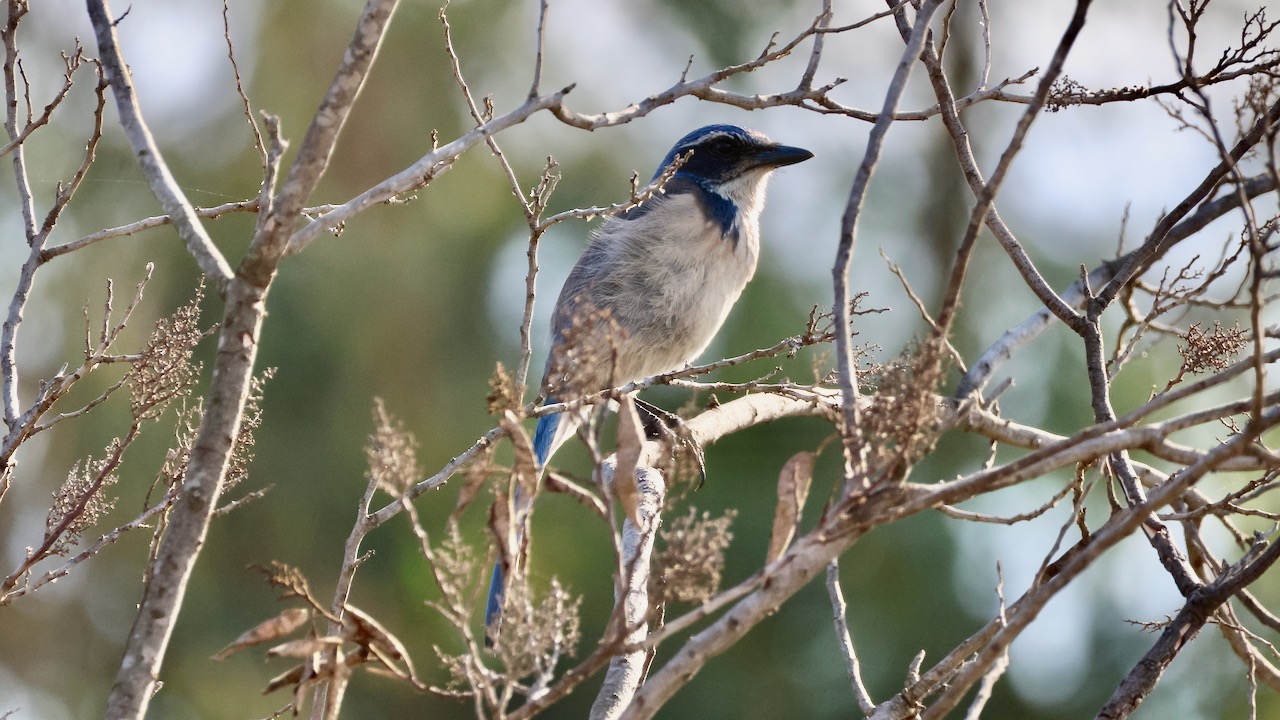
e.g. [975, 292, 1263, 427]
[633, 397, 708, 489]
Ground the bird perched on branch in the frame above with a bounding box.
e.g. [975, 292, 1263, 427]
[485, 124, 812, 639]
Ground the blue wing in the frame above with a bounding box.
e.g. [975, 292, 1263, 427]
[531, 410, 561, 467]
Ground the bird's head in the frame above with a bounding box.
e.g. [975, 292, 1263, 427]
[654, 124, 812, 189]
[650, 124, 812, 236]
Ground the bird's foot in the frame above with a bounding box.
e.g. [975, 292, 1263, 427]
[633, 397, 708, 489]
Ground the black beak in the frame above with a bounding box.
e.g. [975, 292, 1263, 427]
[754, 143, 814, 169]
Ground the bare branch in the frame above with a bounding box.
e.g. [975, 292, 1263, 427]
[827, 560, 876, 716]
[1098, 534, 1280, 719]
[284, 88, 572, 255]
[84, 0, 235, 292]
[957, 173, 1279, 399]
[590, 466, 664, 720]
[833, 0, 943, 485]
[251, 0, 400, 276]
[1, 0, 41, 428]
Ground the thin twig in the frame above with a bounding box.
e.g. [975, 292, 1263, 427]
[833, 0, 943, 484]
[310, 463, 381, 719]
[827, 560, 876, 715]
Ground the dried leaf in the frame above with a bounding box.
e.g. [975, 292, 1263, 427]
[614, 396, 643, 526]
[267, 636, 341, 658]
[488, 489, 513, 576]
[452, 446, 493, 519]
[251, 560, 313, 601]
[263, 663, 309, 695]
[213, 608, 310, 660]
[767, 452, 814, 563]
[345, 605, 411, 667]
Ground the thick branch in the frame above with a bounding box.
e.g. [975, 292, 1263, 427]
[103, 2, 403, 717]
[590, 467, 664, 720]
[104, 279, 267, 719]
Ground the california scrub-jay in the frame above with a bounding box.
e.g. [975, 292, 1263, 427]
[485, 124, 812, 637]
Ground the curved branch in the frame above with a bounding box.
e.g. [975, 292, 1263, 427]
[284, 86, 572, 256]
[1097, 536, 1280, 719]
[84, 0, 234, 293]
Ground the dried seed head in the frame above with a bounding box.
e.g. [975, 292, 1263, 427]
[652, 507, 736, 605]
[860, 338, 948, 478]
[485, 577, 581, 680]
[486, 361, 520, 414]
[1178, 321, 1247, 376]
[128, 282, 206, 422]
[46, 446, 120, 556]
[227, 368, 273, 491]
[366, 398, 420, 496]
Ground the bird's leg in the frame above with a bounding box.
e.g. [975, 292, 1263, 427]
[633, 397, 708, 489]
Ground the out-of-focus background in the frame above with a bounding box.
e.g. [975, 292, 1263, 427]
[1, 0, 1274, 717]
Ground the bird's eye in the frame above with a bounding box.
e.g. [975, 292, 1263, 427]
[706, 138, 736, 157]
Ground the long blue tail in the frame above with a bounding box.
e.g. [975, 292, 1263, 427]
[484, 410, 561, 639]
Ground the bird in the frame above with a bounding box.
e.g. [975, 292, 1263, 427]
[484, 123, 812, 639]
